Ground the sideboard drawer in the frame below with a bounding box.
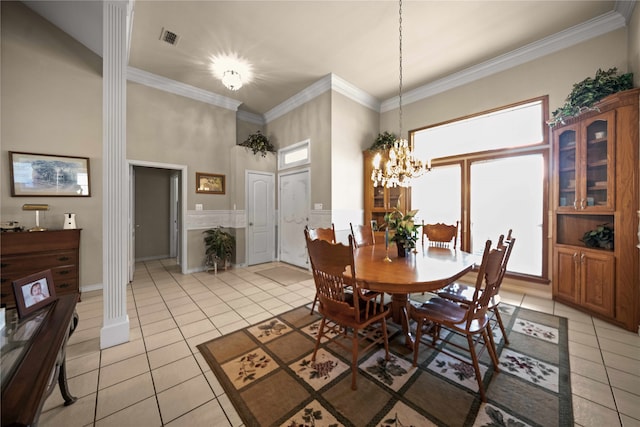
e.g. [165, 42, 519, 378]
[0, 230, 81, 308]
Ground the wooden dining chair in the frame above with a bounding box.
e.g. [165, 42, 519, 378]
[305, 224, 336, 243]
[437, 230, 515, 345]
[349, 222, 375, 248]
[305, 224, 337, 314]
[304, 231, 390, 390]
[422, 221, 459, 249]
[409, 238, 507, 402]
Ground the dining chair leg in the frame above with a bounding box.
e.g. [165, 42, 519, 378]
[312, 317, 326, 361]
[466, 334, 487, 402]
[351, 328, 359, 390]
[310, 294, 318, 315]
[412, 317, 424, 366]
[493, 307, 509, 345]
[382, 319, 390, 361]
[483, 328, 500, 371]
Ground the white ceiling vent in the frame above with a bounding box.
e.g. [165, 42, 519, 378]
[159, 28, 179, 46]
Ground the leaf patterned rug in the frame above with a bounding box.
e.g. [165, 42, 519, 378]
[197, 303, 572, 426]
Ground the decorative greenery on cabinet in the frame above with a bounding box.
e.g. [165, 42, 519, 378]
[548, 68, 633, 126]
[239, 131, 275, 157]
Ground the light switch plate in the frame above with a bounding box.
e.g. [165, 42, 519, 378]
[195, 204, 203, 211]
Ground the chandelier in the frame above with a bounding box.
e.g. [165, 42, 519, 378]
[371, 0, 427, 188]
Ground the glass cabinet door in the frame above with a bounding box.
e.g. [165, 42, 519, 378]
[583, 112, 614, 211]
[373, 186, 385, 208]
[557, 127, 577, 210]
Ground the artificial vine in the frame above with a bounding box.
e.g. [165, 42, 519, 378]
[548, 68, 633, 126]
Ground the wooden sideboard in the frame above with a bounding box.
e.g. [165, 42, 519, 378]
[1, 230, 81, 308]
[1, 294, 79, 427]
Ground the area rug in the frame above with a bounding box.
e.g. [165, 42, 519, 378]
[197, 302, 572, 427]
[256, 266, 312, 286]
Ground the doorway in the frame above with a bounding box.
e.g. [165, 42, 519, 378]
[128, 160, 187, 278]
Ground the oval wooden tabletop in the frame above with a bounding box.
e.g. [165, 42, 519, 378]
[350, 243, 478, 293]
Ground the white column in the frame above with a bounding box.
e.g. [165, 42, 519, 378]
[101, 0, 130, 349]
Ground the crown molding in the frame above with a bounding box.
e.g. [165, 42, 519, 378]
[127, 66, 242, 111]
[237, 109, 265, 125]
[330, 74, 381, 113]
[380, 10, 627, 113]
[263, 73, 380, 123]
[615, 0, 636, 23]
[263, 74, 333, 123]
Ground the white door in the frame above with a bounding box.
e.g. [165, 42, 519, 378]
[247, 171, 275, 265]
[129, 165, 135, 282]
[279, 169, 310, 268]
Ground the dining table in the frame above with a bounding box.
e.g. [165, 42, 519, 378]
[347, 243, 478, 347]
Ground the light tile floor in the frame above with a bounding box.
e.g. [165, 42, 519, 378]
[39, 259, 640, 426]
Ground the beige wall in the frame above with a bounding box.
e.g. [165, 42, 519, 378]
[331, 92, 379, 226]
[1, 2, 103, 286]
[127, 83, 237, 211]
[267, 92, 332, 209]
[381, 29, 629, 135]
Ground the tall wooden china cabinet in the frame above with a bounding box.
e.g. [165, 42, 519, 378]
[363, 150, 411, 241]
[552, 88, 639, 332]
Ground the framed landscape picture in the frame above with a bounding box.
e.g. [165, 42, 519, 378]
[12, 269, 57, 319]
[196, 172, 225, 195]
[9, 151, 91, 197]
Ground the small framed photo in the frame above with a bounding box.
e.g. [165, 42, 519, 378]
[12, 270, 57, 319]
[196, 172, 225, 195]
[9, 151, 91, 197]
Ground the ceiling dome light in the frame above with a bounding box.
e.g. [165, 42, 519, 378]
[210, 54, 253, 92]
[222, 70, 242, 91]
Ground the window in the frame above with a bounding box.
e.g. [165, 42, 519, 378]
[278, 139, 310, 170]
[410, 97, 548, 281]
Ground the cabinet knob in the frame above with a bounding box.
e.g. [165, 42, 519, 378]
[59, 283, 70, 289]
[58, 256, 70, 262]
[59, 270, 70, 275]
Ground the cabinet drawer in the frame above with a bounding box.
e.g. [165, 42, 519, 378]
[1, 251, 78, 273]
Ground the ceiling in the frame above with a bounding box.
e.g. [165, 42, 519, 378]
[23, 1, 636, 117]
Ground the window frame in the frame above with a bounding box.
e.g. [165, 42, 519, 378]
[409, 95, 550, 283]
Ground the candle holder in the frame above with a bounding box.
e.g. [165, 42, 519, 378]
[383, 246, 392, 263]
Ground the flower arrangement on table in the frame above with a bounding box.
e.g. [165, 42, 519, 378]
[384, 202, 420, 256]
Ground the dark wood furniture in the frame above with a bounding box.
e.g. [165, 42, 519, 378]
[349, 222, 375, 248]
[410, 239, 505, 402]
[437, 231, 516, 345]
[1, 294, 79, 427]
[363, 150, 411, 240]
[552, 88, 639, 332]
[347, 243, 477, 346]
[305, 233, 389, 390]
[422, 221, 459, 249]
[1, 230, 81, 309]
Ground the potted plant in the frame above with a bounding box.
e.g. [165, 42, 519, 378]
[548, 68, 633, 126]
[368, 131, 397, 152]
[580, 224, 614, 250]
[384, 201, 420, 257]
[239, 130, 275, 157]
[203, 227, 235, 271]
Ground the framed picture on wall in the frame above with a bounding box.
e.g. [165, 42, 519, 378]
[196, 172, 225, 195]
[12, 269, 57, 319]
[9, 151, 91, 197]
